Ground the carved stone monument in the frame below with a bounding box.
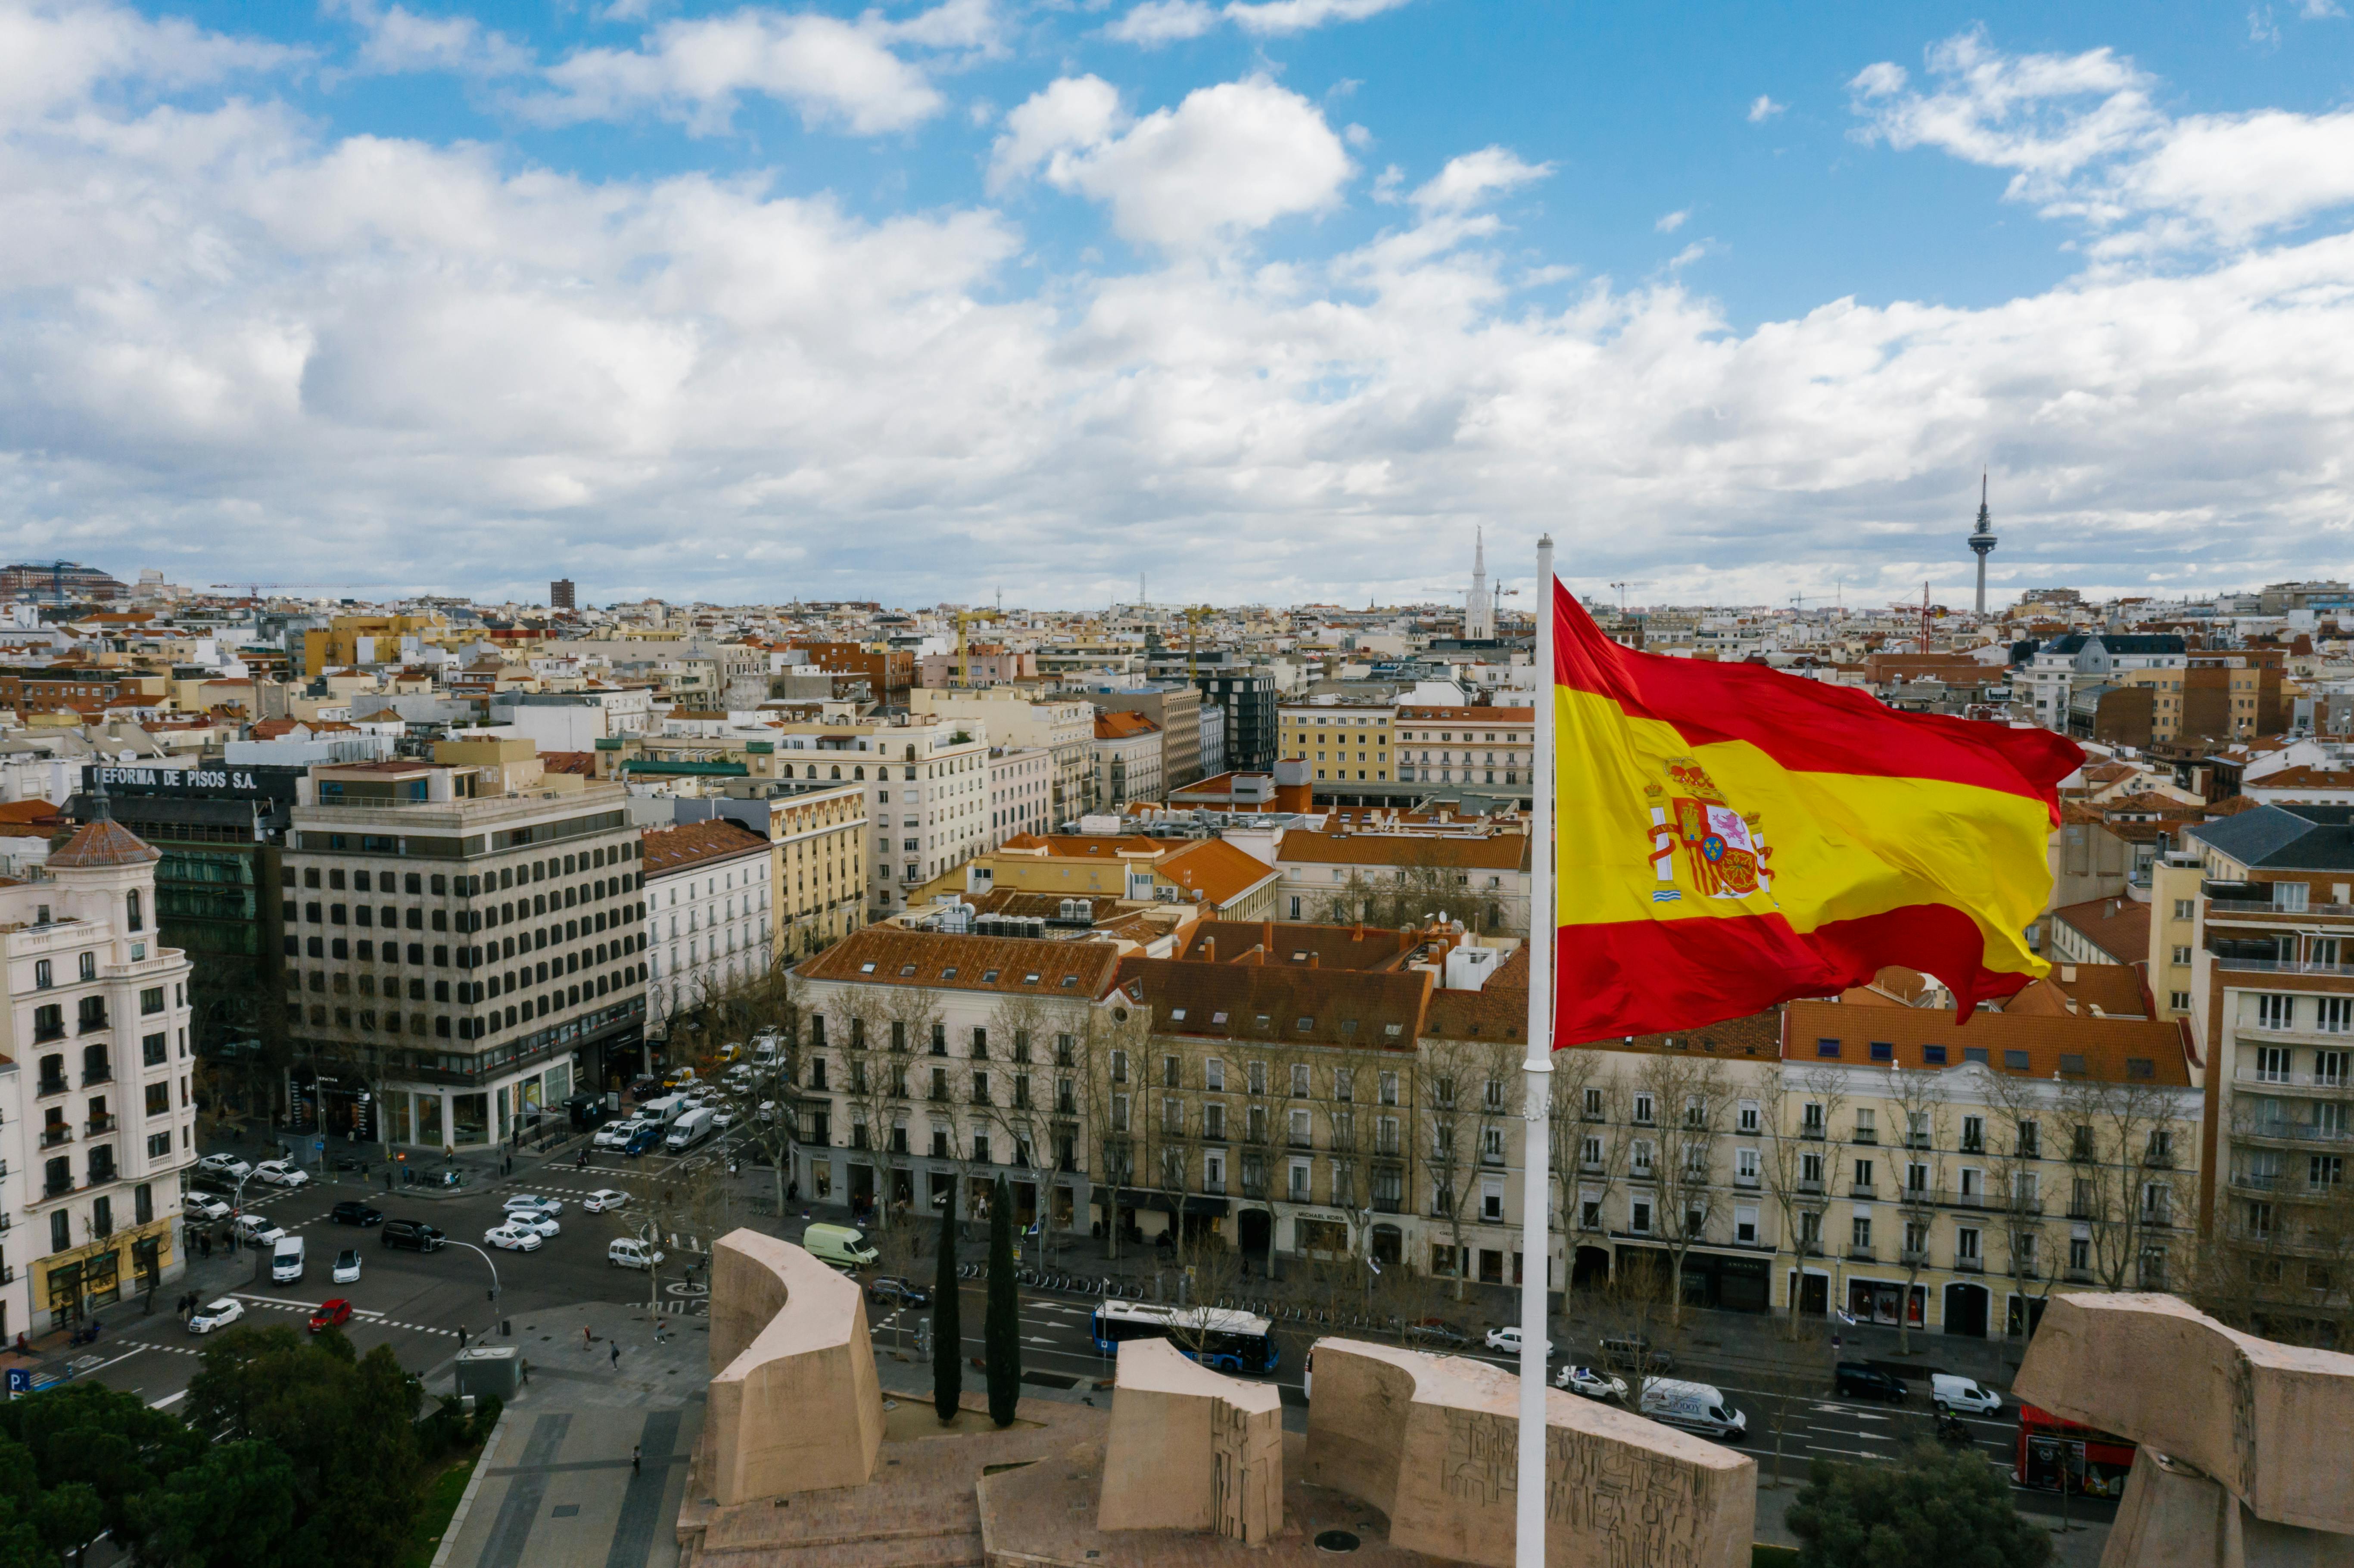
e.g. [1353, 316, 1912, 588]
[1304, 1338, 1754, 1568]
[2015, 1291, 2354, 1568]
[1097, 1337, 1284, 1543]
[698, 1228, 884, 1506]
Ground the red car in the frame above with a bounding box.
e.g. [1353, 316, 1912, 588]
[309, 1298, 353, 1334]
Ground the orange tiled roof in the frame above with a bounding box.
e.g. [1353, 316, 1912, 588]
[1278, 833, 1530, 871]
[1785, 996, 2190, 1085]
[800, 925, 1122, 997]
[639, 819, 769, 875]
[48, 818, 159, 869]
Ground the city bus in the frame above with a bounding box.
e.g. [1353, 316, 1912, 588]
[2014, 1403, 2136, 1498]
[1088, 1300, 1280, 1375]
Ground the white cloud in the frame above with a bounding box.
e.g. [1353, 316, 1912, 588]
[1411, 146, 1551, 214]
[6, 12, 2354, 610]
[333, 0, 533, 78]
[0, 0, 293, 122]
[2301, 0, 2345, 17]
[525, 2, 997, 135]
[1104, 0, 1217, 44]
[1655, 208, 1688, 233]
[1747, 94, 1784, 122]
[1106, 0, 1410, 44]
[1850, 30, 2354, 251]
[997, 75, 1351, 249]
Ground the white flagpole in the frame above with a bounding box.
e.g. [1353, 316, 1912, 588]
[1514, 534, 1556, 1568]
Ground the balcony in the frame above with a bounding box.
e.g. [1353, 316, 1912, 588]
[2236, 1067, 2353, 1092]
[2065, 1268, 2096, 1284]
[2233, 1113, 2354, 1145]
[81, 1067, 111, 1087]
[1952, 1256, 1985, 1273]
[85, 1115, 116, 1136]
[1797, 1179, 1825, 1195]
[1846, 1247, 1876, 1262]
[1852, 1130, 1878, 1146]
[928, 1088, 950, 1103]
[31, 1023, 63, 1045]
[1734, 1173, 1760, 1188]
[1849, 1182, 1878, 1201]
[38, 1126, 70, 1148]
[42, 1175, 71, 1199]
[1900, 1248, 1931, 1267]
[2231, 1171, 2283, 1192]
[1292, 1136, 1318, 1151]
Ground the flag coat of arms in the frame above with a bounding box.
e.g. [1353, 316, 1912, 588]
[1550, 579, 2081, 1043]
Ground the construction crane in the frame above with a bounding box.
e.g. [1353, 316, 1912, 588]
[1610, 580, 1652, 613]
[954, 608, 1003, 688]
[1180, 604, 1218, 677]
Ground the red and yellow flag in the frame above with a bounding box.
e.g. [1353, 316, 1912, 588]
[1551, 580, 2080, 1042]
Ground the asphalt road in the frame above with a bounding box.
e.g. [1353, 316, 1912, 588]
[70, 1140, 745, 1412]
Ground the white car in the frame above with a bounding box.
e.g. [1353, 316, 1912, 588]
[583, 1188, 630, 1213]
[484, 1222, 545, 1252]
[332, 1249, 362, 1285]
[710, 1110, 737, 1132]
[188, 1297, 245, 1334]
[504, 1212, 560, 1238]
[232, 1213, 285, 1246]
[183, 1193, 230, 1222]
[593, 1120, 641, 1149]
[252, 1160, 308, 1188]
[195, 1154, 252, 1181]
[608, 1237, 664, 1270]
[1556, 1365, 1628, 1402]
[502, 1195, 564, 1220]
[1484, 1326, 1554, 1358]
[756, 1101, 779, 1124]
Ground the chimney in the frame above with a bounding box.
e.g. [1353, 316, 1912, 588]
[1309, 952, 1320, 969]
[1202, 935, 1215, 964]
[1263, 918, 1274, 953]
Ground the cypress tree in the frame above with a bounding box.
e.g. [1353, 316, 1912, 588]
[985, 1174, 1022, 1427]
[932, 1194, 961, 1424]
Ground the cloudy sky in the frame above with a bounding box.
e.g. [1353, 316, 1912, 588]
[3, 0, 2352, 609]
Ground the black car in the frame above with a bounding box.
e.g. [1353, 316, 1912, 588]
[1598, 1335, 1677, 1374]
[330, 1200, 383, 1227]
[1404, 1320, 1471, 1350]
[380, 1218, 445, 1252]
[1836, 1361, 1909, 1403]
[868, 1276, 931, 1310]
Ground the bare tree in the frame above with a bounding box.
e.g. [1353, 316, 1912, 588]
[831, 987, 908, 1233]
[1642, 1054, 1728, 1326]
[1550, 1048, 1629, 1314]
[1884, 1066, 1949, 1356]
[1566, 1257, 1684, 1415]
[1308, 845, 1515, 935]
[2057, 1075, 2183, 1293]
[985, 992, 1080, 1271]
[1420, 1035, 1486, 1297]
[1082, 1005, 1155, 1262]
[1760, 1067, 1846, 1338]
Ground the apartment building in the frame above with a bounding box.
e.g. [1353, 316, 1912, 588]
[791, 928, 1127, 1234]
[909, 688, 1096, 828]
[986, 747, 1055, 851]
[757, 718, 989, 918]
[1082, 685, 1203, 790]
[2183, 803, 2354, 1343]
[1275, 828, 1532, 933]
[2024, 634, 2188, 733]
[1278, 700, 1395, 789]
[281, 761, 648, 1147]
[1772, 995, 2196, 1338]
[937, 834, 1281, 922]
[1394, 705, 1534, 800]
[676, 781, 868, 961]
[6, 811, 197, 1335]
[1091, 711, 1163, 812]
[641, 819, 772, 1039]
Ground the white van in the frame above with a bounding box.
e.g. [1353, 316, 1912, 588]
[751, 1030, 780, 1065]
[608, 1237, 665, 1270]
[665, 1106, 715, 1152]
[271, 1234, 307, 1284]
[1931, 1373, 2003, 1416]
[802, 1223, 878, 1269]
[1640, 1378, 1747, 1441]
[639, 1094, 687, 1128]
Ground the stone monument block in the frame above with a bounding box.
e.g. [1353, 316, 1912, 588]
[1097, 1338, 1284, 1543]
[1303, 1338, 1753, 1568]
[701, 1228, 884, 1505]
[2016, 1292, 2354, 1537]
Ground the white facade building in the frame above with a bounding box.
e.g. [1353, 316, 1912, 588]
[643, 818, 774, 1040]
[986, 747, 1055, 849]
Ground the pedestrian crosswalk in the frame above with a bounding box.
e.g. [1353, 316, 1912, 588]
[227, 1294, 460, 1338]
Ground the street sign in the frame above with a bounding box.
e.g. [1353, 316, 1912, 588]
[313, 1141, 324, 1152]
[5, 1368, 28, 1397]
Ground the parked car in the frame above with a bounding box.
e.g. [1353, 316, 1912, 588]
[1931, 1373, 2003, 1416]
[623, 1124, 664, 1157]
[1556, 1365, 1628, 1402]
[583, 1189, 630, 1213]
[188, 1298, 245, 1335]
[710, 1110, 737, 1133]
[233, 1213, 284, 1246]
[1598, 1335, 1677, 1374]
[332, 1249, 362, 1285]
[593, 1120, 642, 1150]
[380, 1219, 445, 1253]
[195, 1154, 251, 1181]
[1404, 1320, 1470, 1350]
[270, 1235, 306, 1283]
[309, 1298, 353, 1333]
[607, 1238, 663, 1270]
[1485, 1326, 1554, 1358]
[330, 1200, 383, 1227]
[869, 1276, 931, 1310]
[1835, 1362, 1909, 1404]
[800, 1224, 878, 1269]
[252, 1160, 309, 1187]
[183, 1193, 230, 1223]
[485, 1222, 545, 1252]
[501, 1195, 564, 1220]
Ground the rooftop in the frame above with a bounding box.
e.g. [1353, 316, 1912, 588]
[800, 926, 1123, 997]
[640, 819, 771, 876]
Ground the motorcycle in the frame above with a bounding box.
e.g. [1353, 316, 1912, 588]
[67, 1321, 102, 1348]
[1934, 1411, 1973, 1446]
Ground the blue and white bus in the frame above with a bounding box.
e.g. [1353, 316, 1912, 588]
[1089, 1300, 1279, 1375]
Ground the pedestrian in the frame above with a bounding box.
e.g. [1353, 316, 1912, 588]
[583, 1325, 593, 1351]
[610, 1342, 620, 1370]
[458, 1325, 468, 1350]
[521, 1360, 530, 1387]
[630, 1444, 641, 1476]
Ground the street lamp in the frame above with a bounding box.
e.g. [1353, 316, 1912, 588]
[311, 1078, 338, 1173]
[441, 1240, 504, 1334]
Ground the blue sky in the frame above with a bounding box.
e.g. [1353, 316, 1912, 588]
[3, 0, 2352, 607]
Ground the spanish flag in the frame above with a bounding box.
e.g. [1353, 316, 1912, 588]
[1551, 579, 2081, 1042]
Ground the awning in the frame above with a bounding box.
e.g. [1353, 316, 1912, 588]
[1112, 1188, 1230, 1218]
